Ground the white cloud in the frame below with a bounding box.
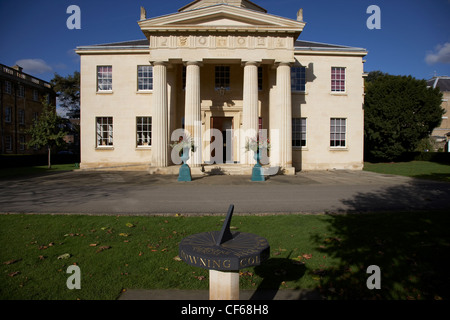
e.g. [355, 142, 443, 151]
[425, 42, 450, 65]
[15, 58, 53, 74]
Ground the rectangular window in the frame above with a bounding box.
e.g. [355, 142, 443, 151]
[330, 118, 346, 147]
[215, 66, 230, 91]
[97, 66, 112, 91]
[137, 66, 153, 91]
[5, 136, 12, 151]
[96, 117, 113, 147]
[292, 118, 307, 147]
[331, 67, 346, 92]
[18, 85, 25, 97]
[33, 89, 39, 101]
[5, 81, 11, 94]
[136, 117, 152, 147]
[19, 135, 26, 151]
[5, 107, 12, 123]
[291, 66, 306, 92]
[19, 109, 25, 125]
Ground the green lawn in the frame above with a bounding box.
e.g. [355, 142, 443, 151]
[1, 212, 449, 300]
[364, 161, 450, 182]
[0, 163, 78, 180]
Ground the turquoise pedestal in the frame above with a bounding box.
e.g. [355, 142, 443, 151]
[178, 153, 192, 182]
[251, 152, 265, 182]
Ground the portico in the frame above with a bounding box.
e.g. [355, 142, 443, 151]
[140, 0, 304, 173]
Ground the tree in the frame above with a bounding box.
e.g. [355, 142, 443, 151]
[27, 97, 67, 168]
[51, 71, 80, 119]
[364, 72, 444, 161]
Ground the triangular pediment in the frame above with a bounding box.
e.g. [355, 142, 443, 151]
[139, 4, 305, 34]
[179, 0, 267, 13]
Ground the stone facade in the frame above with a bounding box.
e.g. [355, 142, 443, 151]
[76, 0, 367, 173]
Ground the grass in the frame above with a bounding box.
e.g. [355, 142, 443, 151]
[0, 163, 78, 180]
[1, 211, 449, 300]
[364, 161, 450, 182]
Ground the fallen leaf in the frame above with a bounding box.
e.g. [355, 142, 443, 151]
[3, 259, 21, 265]
[96, 246, 111, 253]
[8, 271, 20, 277]
[173, 256, 182, 261]
[302, 253, 312, 260]
[126, 223, 135, 228]
[38, 255, 46, 260]
[57, 253, 71, 260]
[119, 233, 129, 237]
[89, 243, 98, 247]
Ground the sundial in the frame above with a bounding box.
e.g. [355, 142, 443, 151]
[179, 204, 270, 300]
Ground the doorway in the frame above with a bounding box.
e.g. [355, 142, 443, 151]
[210, 117, 234, 164]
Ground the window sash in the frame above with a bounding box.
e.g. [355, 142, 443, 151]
[291, 67, 306, 92]
[292, 118, 307, 147]
[215, 66, 230, 90]
[137, 66, 153, 91]
[136, 117, 152, 146]
[97, 66, 112, 91]
[330, 118, 346, 147]
[96, 117, 113, 147]
[331, 67, 346, 92]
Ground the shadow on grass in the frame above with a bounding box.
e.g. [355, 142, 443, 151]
[314, 179, 450, 300]
[251, 255, 307, 300]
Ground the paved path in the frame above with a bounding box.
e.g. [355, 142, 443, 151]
[1, 170, 449, 215]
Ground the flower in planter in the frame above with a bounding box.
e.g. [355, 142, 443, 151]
[170, 134, 196, 156]
[245, 137, 271, 153]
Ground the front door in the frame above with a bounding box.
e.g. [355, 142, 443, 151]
[210, 117, 233, 164]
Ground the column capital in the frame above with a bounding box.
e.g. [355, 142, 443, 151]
[242, 61, 260, 67]
[151, 60, 168, 67]
[276, 61, 292, 68]
[184, 61, 203, 67]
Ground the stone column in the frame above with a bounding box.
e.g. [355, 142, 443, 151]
[242, 61, 259, 165]
[152, 61, 169, 167]
[276, 62, 293, 170]
[184, 61, 202, 167]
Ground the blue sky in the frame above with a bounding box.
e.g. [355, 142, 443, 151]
[0, 0, 449, 83]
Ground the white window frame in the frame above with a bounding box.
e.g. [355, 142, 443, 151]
[97, 66, 112, 92]
[96, 117, 113, 147]
[18, 85, 25, 98]
[330, 118, 347, 148]
[5, 81, 11, 94]
[331, 67, 346, 93]
[5, 135, 12, 151]
[136, 117, 152, 147]
[137, 66, 153, 91]
[5, 106, 12, 123]
[19, 109, 25, 125]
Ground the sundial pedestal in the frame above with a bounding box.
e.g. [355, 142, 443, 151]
[179, 205, 270, 300]
[209, 270, 239, 300]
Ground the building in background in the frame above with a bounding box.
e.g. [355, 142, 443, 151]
[0, 63, 56, 154]
[427, 76, 450, 152]
[77, 0, 367, 173]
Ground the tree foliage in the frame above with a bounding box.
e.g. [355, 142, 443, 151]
[51, 71, 80, 119]
[27, 98, 67, 168]
[364, 72, 444, 161]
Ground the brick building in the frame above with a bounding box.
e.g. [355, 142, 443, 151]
[0, 63, 56, 154]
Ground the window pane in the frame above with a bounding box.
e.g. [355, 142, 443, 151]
[138, 66, 153, 91]
[96, 117, 113, 146]
[136, 117, 152, 146]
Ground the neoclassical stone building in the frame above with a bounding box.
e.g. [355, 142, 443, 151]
[77, 0, 367, 173]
